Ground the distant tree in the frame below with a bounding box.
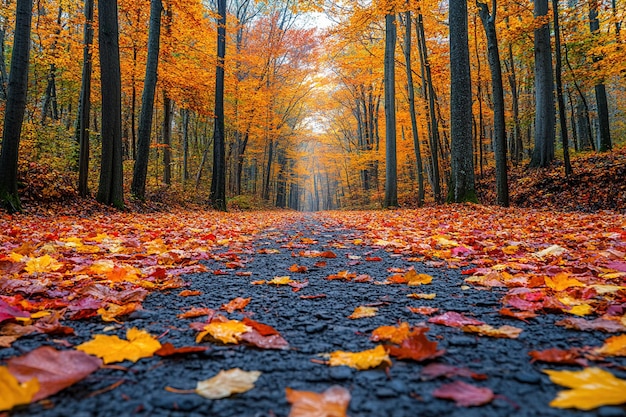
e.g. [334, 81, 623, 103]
[209, 0, 227, 211]
[383, 11, 398, 208]
[96, 0, 124, 208]
[448, 0, 476, 203]
[77, 0, 95, 198]
[131, 0, 163, 200]
[529, 0, 555, 168]
[0, 0, 33, 213]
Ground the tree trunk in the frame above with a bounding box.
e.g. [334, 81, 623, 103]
[529, 0, 556, 167]
[477, 0, 509, 206]
[262, 139, 274, 201]
[0, 0, 33, 213]
[384, 12, 398, 208]
[504, 16, 522, 165]
[448, 0, 477, 202]
[131, 0, 162, 199]
[96, 0, 124, 208]
[0, 26, 8, 101]
[41, 6, 62, 124]
[552, 0, 573, 176]
[589, 0, 612, 151]
[209, 0, 227, 211]
[182, 108, 190, 181]
[77, 0, 94, 198]
[162, 90, 172, 185]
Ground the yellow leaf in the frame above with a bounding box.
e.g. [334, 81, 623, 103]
[30, 311, 51, 319]
[195, 368, 261, 399]
[195, 320, 251, 344]
[533, 245, 567, 258]
[24, 255, 63, 274]
[0, 366, 40, 411]
[76, 328, 161, 364]
[407, 293, 436, 300]
[462, 324, 522, 338]
[97, 303, 140, 322]
[595, 335, 626, 357]
[329, 345, 391, 370]
[545, 367, 626, 410]
[591, 285, 626, 294]
[545, 273, 585, 291]
[371, 322, 411, 344]
[405, 270, 433, 286]
[89, 259, 115, 274]
[267, 276, 294, 285]
[568, 304, 593, 316]
[348, 306, 378, 319]
[8, 252, 24, 262]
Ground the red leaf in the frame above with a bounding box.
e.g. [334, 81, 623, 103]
[241, 329, 289, 350]
[428, 312, 485, 328]
[220, 297, 251, 313]
[386, 328, 445, 361]
[528, 348, 588, 366]
[421, 363, 487, 381]
[0, 300, 30, 323]
[433, 381, 494, 407]
[499, 307, 537, 322]
[288, 279, 309, 292]
[242, 317, 280, 337]
[155, 342, 208, 356]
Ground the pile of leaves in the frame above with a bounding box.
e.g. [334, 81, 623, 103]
[17, 162, 78, 205]
[476, 145, 626, 213]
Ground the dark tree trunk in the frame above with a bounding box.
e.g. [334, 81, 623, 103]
[0, 27, 8, 101]
[529, 0, 556, 167]
[131, 0, 162, 199]
[552, 0, 572, 176]
[41, 6, 62, 124]
[401, 12, 424, 206]
[448, 0, 477, 202]
[162, 91, 172, 185]
[96, 0, 124, 208]
[504, 16, 522, 165]
[589, 0, 612, 151]
[275, 149, 287, 208]
[384, 12, 398, 208]
[262, 139, 274, 201]
[0, 0, 33, 213]
[77, 0, 94, 198]
[209, 0, 227, 211]
[477, 0, 509, 206]
[182, 108, 190, 181]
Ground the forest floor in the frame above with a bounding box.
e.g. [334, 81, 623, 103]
[1, 205, 626, 416]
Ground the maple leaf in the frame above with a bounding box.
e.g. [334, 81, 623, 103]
[556, 317, 626, 333]
[545, 273, 586, 291]
[0, 366, 40, 411]
[24, 255, 63, 274]
[386, 328, 445, 361]
[405, 269, 433, 286]
[407, 306, 439, 315]
[267, 276, 294, 285]
[179, 290, 202, 297]
[97, 302, 140, 322]
[433, 381, 494, 407]
[7, 346, 101, 401]
[348, 306, 378, 319]
[195, 368, 261, 399]
[529, 348, 587, 366]
[428, 312, 485, 328]
[289, 264, 308, 273]
[462, 324, 523, 338]
[76, 328, 162, 364]
[0, 300, 30, 324]
[220, 297, 251, 313]
[196, 320, 251, 344]
[407, 293, 436, 300]
[177, 307, 215, 319]
[155, 343, 208, 357]
[594, 334, 626, 357]
[371, 322, 411, 344]
[328, 345, 391, 370]
[545, 367, 626, 410]
[242, 317, 280, 336]
[285, 385, 350, 417]
[498, 307, 537, 322]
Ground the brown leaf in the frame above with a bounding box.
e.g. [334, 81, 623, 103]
[433, 380, 494, 407]
[421, 363, 487, 381]
[155, 342, 208, 357]
[556, 317, 626, 333]
[386, 328, 445, 362]
[8, 346, 102, 401]
[529, 348, 588, 366]
[428, 312, 485, 328]
[286, 385, 350, 417]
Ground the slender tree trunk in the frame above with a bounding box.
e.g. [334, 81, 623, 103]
[209, 0, 227, 211]
[504, 16, 522, 165]
[131, 0, 162, 199]
[589, 0, 612, 151]
[96, 0, 124, 208]
[529, 0, 556, 167]
[0, 27, 8, 101]
[77, 0, 94, 198]
[41, 6, 62, 124]
[384, 12, 398, 208]
[162, 91, 172, 185]
[262, 139, 274, 201]
[448, 0, 477, 202]
[182, 108, 190, 181]
[552, 0, 572, 176]
[402, 11, 424, 206]
[473, 15, 484, 178]
[477, 0, 509, 206]
[0, 0, 33, 213]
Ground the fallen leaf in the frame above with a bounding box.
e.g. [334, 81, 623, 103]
[328, 345, 391, 370]
[24, 255, 63, 274]
[545, 367, 626, 410]
[267, 276, 294, 285]
[594, 334, 626, 357]
[177, 307, 215, 319]
[286, 385, 350, 417]
[529, 348, 587, 366]
[405, 269, 433, 286]
[220, 297, 251, 313]
[0, 366, 40, 411]
[155, 343, 208, 356]
[407, 306, 439, 315]
[462, 324, 523, 338]
[195, 368, 261, 399]
[0, 335, 18, 347]
[499, 307, 537, 322]
[0, 300, 30, 324]
[300, 294, 327, 299]
[420, 363, 487, 381]
[386, 328, 445, 361]
[289, 264, 308, 273]
[433, 380, 494, 407]
[533, 245, 567, 258]
[241, 329, 289, 350]
[179, 290, 202, 297]
[242, 317, 280, 336]
[7, 346, 102, 401]
[76, 327, 161, 364]
[556, 317, 626, 333]
[196, 320, 251, 344]
[545, 273, 586, 292]
[348, 306, 378, 319]
[371, 322, 411, 344]
[97, 302, 140, 322]
[428, 312, 484, 328]
[407, 293, 436, 300]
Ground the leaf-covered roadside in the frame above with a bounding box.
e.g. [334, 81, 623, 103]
[0, 205, 625, 415]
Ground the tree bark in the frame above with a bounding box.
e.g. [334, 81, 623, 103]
[131, 0, 162, 199]
[589, 0, 612, 151]
[77, 0, 94, 198]
[209, 0, 227, 211]
[384, 12, 398, 208]
[529, 0, 556, 167]
[448, 0, 477, 202]
[477, 0, 509, 206]
[552, 0, 572, 176]
[96, 0, 124, 208]
[0, 0, 33, 213]
[162, 90, 172, 185]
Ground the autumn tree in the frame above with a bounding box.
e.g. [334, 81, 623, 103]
[96, 0, 124, 208]
[0, 0, 33, 212]
[77, 0, 95, 198]
[448, 0, 476, 202]
[383, 9, 398, 208]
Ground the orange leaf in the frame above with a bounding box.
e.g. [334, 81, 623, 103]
[328, 345, 391, 370]
[179, 290, 202, 297]
[348, 306, 378, 319]
[286, 385, 351, 417]
[371, 322, 411, 344]
[386, 328, 445, 361]
[220, 297, 251, 313]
